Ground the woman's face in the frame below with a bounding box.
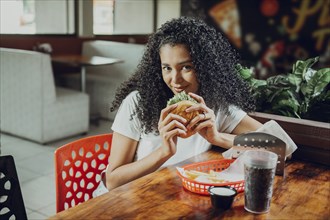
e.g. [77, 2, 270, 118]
[160, 43, 199, 95]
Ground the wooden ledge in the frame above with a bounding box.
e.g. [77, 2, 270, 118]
[249, 112, 330, 166]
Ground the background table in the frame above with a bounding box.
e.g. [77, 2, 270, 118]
[49, 147, 330, 219]
[52, 55, 123, 93]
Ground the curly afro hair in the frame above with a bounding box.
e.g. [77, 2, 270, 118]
[111, 16, 255, 134]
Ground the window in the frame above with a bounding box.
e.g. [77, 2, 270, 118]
[0, 0, 75, 35]
[93, 0, 180, 35]
[0, 0, 180, 36]
[93, 0, 114, 35]
[93, 0, 154, 35]
[0, 0, 35, 34]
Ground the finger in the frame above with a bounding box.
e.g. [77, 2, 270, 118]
[163, 128, 187, 140]
[160, 104, 178, 121]
[159, 117, 188, 138]
[187, 108, 215, 130]
[202, 112, 206, 120]
[188, 92, 205, 104]
[185, 102, 210, 114]
[187, 113, 206, 130]
[185, 103, 204, 113]
[164, 119, 187, 132]
[191, 120, 214, 133]
[160, 113, 187, 130]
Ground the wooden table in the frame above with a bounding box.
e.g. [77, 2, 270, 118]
[52, 55, 123, 93]
[49, 147, 330, 219]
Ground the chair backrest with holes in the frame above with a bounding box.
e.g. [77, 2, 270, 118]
[0, 155, 28, 220]
[54, 133, 112, 213]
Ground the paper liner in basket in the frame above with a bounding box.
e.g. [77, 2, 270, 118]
[176, 158, 244, 184]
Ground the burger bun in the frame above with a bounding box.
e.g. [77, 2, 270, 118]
[169, 100, 201, 138]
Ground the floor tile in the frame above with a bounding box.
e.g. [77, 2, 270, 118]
[16, 166, 42, 184]
[1, 138, 51, 161]
[0, 133, 19, 145]
[21, 173, 55, 210]
[26, 207, 34, 215]
[38, 202, 56, 218]
[16, 150, 55, 176]
[27, 211, 48, 220]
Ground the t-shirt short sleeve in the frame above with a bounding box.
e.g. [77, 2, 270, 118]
[111, 91, 142, 141]
[216, 106, 247, 133]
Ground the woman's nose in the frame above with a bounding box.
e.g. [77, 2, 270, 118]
[172, 70, 183, 83]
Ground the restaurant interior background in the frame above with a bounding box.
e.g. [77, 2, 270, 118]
[1, 0, 329, 77]
[0, 0, 329, 218]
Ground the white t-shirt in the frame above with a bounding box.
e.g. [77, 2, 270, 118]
[92, 91, 246, 197]
[111, 91, 247, 167]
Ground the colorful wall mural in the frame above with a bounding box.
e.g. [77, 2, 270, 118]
[181, 0, 329, 79]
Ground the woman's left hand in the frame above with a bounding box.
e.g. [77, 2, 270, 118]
[186, 93, 218, 143]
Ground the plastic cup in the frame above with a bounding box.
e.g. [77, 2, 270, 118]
[243, 150, 278, 214]
[208, 186, 237, 210]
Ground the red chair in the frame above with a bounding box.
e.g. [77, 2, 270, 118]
[54, 133, 112, 213]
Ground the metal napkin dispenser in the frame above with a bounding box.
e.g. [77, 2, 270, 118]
[233, 132, 286, 175]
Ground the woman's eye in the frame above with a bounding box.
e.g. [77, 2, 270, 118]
[162, 66, 171, 72]
[182, 65, 193, 71]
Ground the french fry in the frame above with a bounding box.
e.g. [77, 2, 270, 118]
[209, 170, 217, 177]
[184, 170, 209, 179]
[184, 169, 226, 183]
[207, 176, 226, 183]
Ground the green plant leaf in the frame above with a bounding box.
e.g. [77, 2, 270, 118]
[272, 97, 301, 118]
[251, 78, 267, 88]
[301, 68, 330, 98]
[268, 87, 286, 103]
[235, 64, 252, 80]
[235, 59, 328, 123]
[287, 74, 302, 92]
[304, 68, 317, 82]
[303, 90, 330, 122]
[311, 68, 330, 97]
[267, 75, 291, 88]
[292, 57, 319, 80]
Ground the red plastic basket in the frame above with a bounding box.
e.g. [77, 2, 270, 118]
[176, 159, 244, 195]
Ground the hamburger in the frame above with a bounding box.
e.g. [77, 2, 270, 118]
[167, 91, 202, 138]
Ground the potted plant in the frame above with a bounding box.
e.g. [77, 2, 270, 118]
[236, 57, 330, 166]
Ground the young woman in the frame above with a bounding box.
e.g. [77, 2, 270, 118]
[93, 17, 262, 196]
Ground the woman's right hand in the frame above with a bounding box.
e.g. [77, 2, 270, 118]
[158, 104, 188, 157]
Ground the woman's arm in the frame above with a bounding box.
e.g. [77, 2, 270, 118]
[186, 93, 263, 149]
[211, 115, 263, 149]
[105, 132, 171, 191]
[231, 114, 262, 135]
[105, 98, 188, 191]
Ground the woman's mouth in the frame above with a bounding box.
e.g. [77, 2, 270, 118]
[173, 87, 187, 93]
